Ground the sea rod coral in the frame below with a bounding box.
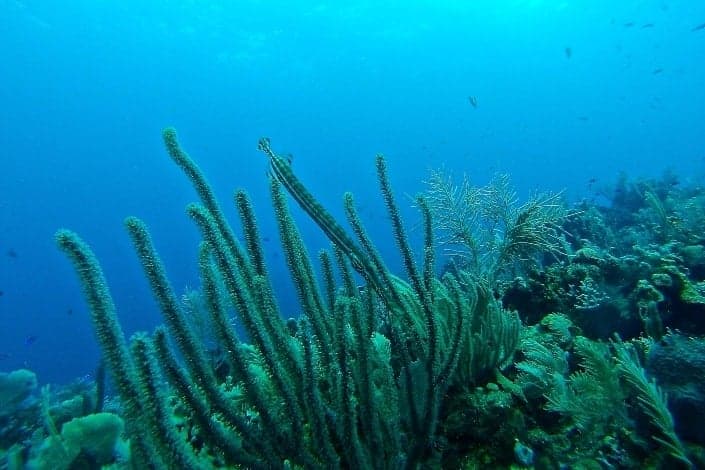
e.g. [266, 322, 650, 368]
[55, 129, 520, 468]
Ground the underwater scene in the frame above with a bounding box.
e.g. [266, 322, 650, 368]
[2, 1, 705, 468]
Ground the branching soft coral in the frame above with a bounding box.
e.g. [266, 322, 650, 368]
[423, 169, 569, 282]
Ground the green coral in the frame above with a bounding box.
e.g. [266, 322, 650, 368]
[509, 323, 693, 467]
[423, 169, 569, 282]
[55, 129, 523, 468]
[546, 337, 627, 435]
[615, 340, 693, 468]
[46, 131, 703, 468]
[27, 412, 128, 470]
[0, 370, 37, 418]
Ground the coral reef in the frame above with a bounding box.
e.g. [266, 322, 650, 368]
[0, 370, 36, 419]
[52, 129, 522, 468]
[502, 171, 705, 340]
[2, 136, 704, 469]
[0, 367, 121, 469]
[648, 334, 705, 446]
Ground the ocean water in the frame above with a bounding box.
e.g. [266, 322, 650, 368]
[1, 0, 703, 386]
[0, 2, 704, 465]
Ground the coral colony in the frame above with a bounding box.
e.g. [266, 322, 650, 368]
[2, 129, 704, 468]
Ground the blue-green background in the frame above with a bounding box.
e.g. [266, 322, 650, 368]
[1, 0, 704, 384]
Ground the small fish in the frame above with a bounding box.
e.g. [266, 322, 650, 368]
[468, 96, 478, 108]
[0, 353, 10, 360]
[0, 290, 4, 297]
[624, 22, 635, 27]
[24, 335, 38, 346]
[641, 23, 655, 28]
[76, 373, 92, 384]
[564, 47, 572, 59]
[6, 249, 17, 258]
[67, 308, 73, 316]
[578, 116, 589, 121]
[262, 236, 271, 243]
[692, 22, 705, 32]
[652, 68, 664, 74]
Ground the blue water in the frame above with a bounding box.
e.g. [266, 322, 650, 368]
[1, 0, 704, 385]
